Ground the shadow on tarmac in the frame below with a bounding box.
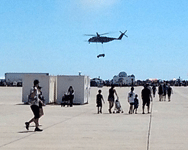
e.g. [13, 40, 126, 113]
[18, 131, 34, 133]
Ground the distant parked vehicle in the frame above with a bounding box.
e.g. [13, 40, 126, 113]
[17, 82, 22, 87]
[0, 81, 5, 86]
[13, 81, 17, 86]
[90, 78, 104, 87]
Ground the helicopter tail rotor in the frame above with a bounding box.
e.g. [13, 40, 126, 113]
[120, 30, 128, 37]
[118, 30, 128, 40]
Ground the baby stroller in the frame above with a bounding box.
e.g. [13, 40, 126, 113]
[113, 99, 124, 113]
[61, 93, 71, 107]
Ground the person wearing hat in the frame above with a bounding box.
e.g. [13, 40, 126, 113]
[25, 79, 43, 131]
[141, 84, 152, 114]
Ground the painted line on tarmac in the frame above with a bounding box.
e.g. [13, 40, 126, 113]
[0, 132, 34, 148]
[147, 100, 154, 150]
[43, 108, 93, 130]
[0, 108, 93, 149]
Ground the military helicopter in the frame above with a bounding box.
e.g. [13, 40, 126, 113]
[85, 30, 128, 44]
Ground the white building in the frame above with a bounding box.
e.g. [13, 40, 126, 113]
[5, 73, 49, 84]
[22, 74, 52, 104]
[56, 75, 90, 105]
[112, 72, 135, 85]
[22, 74, 90, 105]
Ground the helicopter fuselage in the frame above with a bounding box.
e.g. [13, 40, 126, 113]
[88, 36, 116, 44]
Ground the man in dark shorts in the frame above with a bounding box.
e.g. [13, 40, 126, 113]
[141, 84, 152, 114]
[25, 80, 43, 131]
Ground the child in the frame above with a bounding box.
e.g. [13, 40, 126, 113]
[96, 90, 105, 114]
[113, 99, 123, 113]
[133, 94, 139, 114]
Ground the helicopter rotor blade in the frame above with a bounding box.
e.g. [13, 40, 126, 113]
[124, 30, 128, 37]
[84, 31, 112, 37]
[99, 32, 110, 35]
[84, 34, 96, 36]
[120, 30, 127, 34]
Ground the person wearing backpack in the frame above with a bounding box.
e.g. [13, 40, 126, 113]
[25, 80, 43, 132]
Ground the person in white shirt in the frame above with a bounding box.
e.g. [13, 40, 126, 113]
[25, 80, 43, 132]
[128, 87, 135, 114]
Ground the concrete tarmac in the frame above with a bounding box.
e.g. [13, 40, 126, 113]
[0, 86, 188, 150]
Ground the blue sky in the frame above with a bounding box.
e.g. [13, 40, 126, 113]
[0, 0, 188, 80]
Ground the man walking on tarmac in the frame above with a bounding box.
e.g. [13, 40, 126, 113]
[25, 79, 43, 131]
[141, 84, 152, 114]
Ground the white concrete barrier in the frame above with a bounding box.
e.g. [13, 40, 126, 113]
[22, 74, 90, 105]
[56, 75, 90, 105]
[22, 74, 50, 104]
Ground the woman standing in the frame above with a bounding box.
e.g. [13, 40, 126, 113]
[128, 87, 135, 114]
[68, 86, 74, 107]
[108, 85, 118, 113]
